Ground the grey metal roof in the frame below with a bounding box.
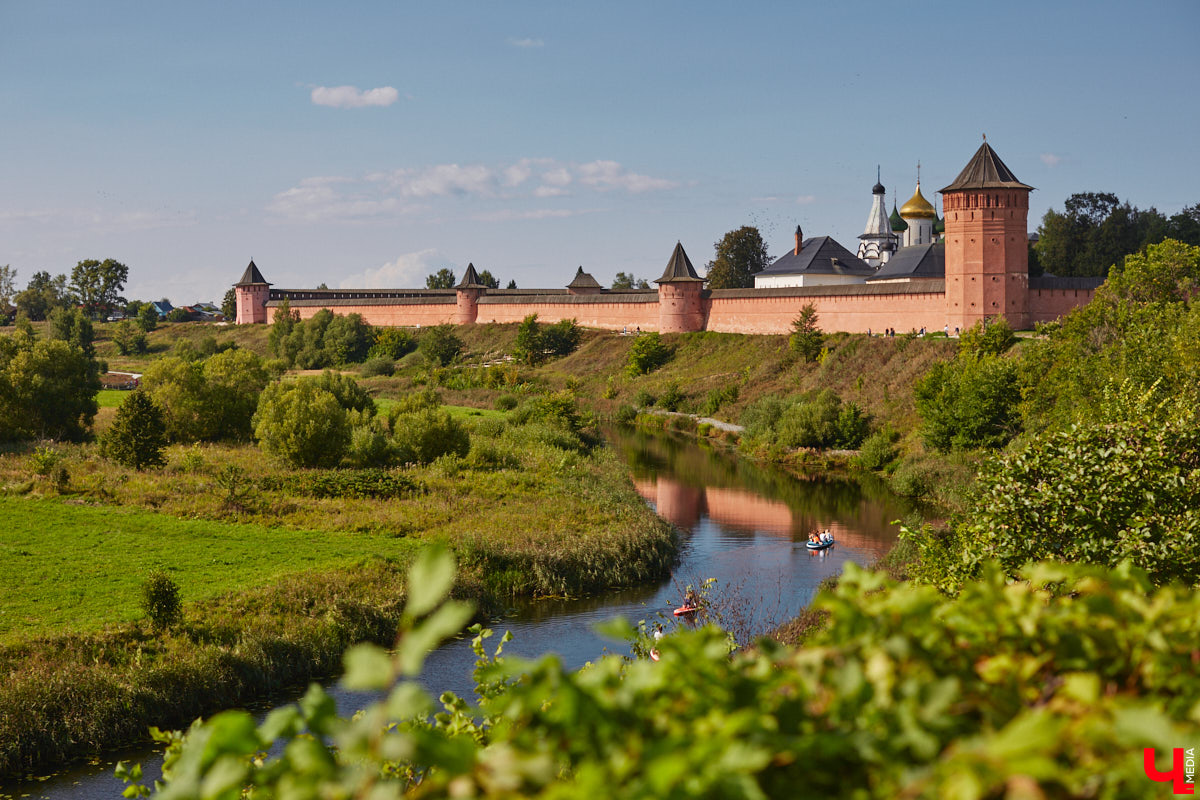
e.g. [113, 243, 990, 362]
[866, 243, 945, 281]
[941, 142, 1034, 193]
[235, 260, 270, 286]
[1030, 275, 1105, 291]
[567, 266, 602, 289]
[711, 279, 944, 299]
[756, 236, 875, 277]
[455, 263, 489, 289]
[656, 242, 704, 283]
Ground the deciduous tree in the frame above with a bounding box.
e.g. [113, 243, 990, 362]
[705, 226, 769, 289]
[425, 268, 456, 289]
[70, 258, 129, 317]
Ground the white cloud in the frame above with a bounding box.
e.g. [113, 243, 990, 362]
[473, 208, 583, 222]
[310, 85, 400, 109]
[508, 37, 544, 48]
[795, 195, 817, 205]
[576, 160, 676, 193]
[338, 249, 453, 288]
[268, 158, 674, 222]
[1040, 152, 1062, 167]
[266, 176, 420, 222]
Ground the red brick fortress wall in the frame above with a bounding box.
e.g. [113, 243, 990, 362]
[706, 282, 948, 334]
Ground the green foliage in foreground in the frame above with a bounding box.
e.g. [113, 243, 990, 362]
[129, 557, 1200, 799]
[909, 410, 1200, 591]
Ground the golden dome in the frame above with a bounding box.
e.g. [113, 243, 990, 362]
[899, 182, 937, 219]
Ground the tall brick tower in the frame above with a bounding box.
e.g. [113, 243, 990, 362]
[655, 242, 706, 333]
[455, 262, 488, 324]
[234, 260, 271, 324]
[941, 141, 1034, 331]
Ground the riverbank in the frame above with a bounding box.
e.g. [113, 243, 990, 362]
[0, 413, 675, 779]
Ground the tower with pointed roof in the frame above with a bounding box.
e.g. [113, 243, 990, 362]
[655, 242, 706, 333]
[941, 140, 1034, 331]
[234, 260, 272, 324]
[857, 168, 897, 267]
[455, 263, 489, 324]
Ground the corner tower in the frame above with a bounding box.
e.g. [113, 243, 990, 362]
[455, 263, 488, 324]
[940, 141, 1034, 331]
[655, 242, 706, 333]
[234, 260, 271, 324]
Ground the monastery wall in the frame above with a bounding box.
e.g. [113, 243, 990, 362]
[289, 300, 459, 327]
[705, 281, 947, 335]
[1028, 285, 1099, 325]
[475, 295, 659, 330]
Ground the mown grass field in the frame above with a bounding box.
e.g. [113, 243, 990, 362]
[0, 496, 418, 644]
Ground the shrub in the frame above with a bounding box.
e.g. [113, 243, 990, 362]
[419, 325, 463, 366]
[614, 404, 637, 424]
[140, 570, 181, 631]
[347, 422, 397, 468]
[542, 318, 581, 357]
[259, 469, 420, 500]
[360, 357, 395, 378]
[855, 426, 899, 471]
[658, 381, 685, 412]
[314, 370, 376, 417]
[368, 328, 416, 360]
[253, 380, 351, 468]
[632, 389, 656, 408]
[29, 446, 62, 477]
[495, 394, 519, 411]
[702, 384, 739, 416]
[102, 390, 168, 470]
[142, 350, 270, 442]
[602, 377, 618, 400]
[391, 409, 470, 465]
[958, 317, 1017, 357]
[626, 332, 672, 376]
[915, 354, 1020, 452]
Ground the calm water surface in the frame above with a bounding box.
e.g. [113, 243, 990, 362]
[3, 427, 912, 799]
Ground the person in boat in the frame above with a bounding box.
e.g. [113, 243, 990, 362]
[684, 588, 700, 610]
[821, 529, 833, 544]
[653, 623, 665, 643]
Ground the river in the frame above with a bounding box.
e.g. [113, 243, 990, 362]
[1, 427, 912, 799]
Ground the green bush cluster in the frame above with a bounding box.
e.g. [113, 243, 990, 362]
[133, 557, 1200, 799]
[701, 383, 739, 415]
[259, 469, 422, 500]
[141, 349, 271, 442]
[418, 324, 463, 367]
[626, 332, 672, 376]
[269, 303, 375, 368]
[139, 569, 181, 631]
[0, 334, 100, 442]
[513, 314, 582, 364]
[739, 389, 870, 451]
[111, 320, 148, 356]
[367, 327, 417, 360]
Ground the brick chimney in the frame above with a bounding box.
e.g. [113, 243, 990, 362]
[794, 224, 803, 256]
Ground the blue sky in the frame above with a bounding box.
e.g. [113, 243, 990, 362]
[2, 1, 1197, 304]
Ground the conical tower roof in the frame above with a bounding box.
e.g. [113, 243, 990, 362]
[900, 182, 937, 219]
[940, 142, 1034, 192]
[655, 242, 704, 283]
[235, 259, 270, 286]
[567, 266, 602, 289]
[455, 263, 489, 289]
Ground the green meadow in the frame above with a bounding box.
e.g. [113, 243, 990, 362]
[0, 496, 418, 643]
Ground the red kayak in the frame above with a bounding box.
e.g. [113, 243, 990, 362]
[673, 605, 698, 617]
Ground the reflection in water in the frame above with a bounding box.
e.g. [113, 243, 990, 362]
[5, 427, 914, 800]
